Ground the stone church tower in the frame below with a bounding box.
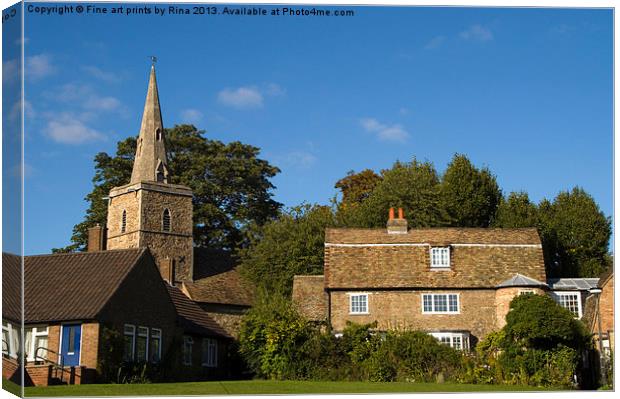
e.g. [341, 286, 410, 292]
[106, 65, 193, 283]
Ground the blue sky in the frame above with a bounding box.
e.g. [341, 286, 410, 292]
[10, 3, 614, 255]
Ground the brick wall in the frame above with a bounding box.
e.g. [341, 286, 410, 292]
[80, 323, 100, 369]
[495, 287, 546, 329]
[329, 289, 498, 340]
[599, 275, 614, 334]
[24, 365, 50, 386]
[98, 253, 178, 367]
[2, 356, 19, 383]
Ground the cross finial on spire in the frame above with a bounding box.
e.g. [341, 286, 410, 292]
[149, 55, 157, 65]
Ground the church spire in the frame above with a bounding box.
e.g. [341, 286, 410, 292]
[130, 64, 169, 184]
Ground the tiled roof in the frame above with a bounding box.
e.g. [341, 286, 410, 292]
[165, 284, 231, 338]
[184, 248, 254, 306]
[2, 253, 21, 322]
[14, 249, 146, 323]
[324, 227, 546, 289]
[325, 227, 542, 245]
[497, 273, 547, 288]
[547, 278, 600, 291]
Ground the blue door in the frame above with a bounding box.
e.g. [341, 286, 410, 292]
[61, 324, 81, 366]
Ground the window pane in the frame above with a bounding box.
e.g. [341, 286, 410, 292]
[448, 295, 458, 312]
[123, 335, 134, 362]
[136, 336, 147, 362]
[434, 295, 447, 312]
[423, 295, 432, 312]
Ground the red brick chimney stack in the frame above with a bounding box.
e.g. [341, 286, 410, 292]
[387, 207, 408, 234]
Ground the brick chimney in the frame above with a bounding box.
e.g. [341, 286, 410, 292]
[87, 224, 107, 252]
[387, 207, 408, 234]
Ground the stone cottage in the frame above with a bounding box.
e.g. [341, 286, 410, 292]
[293, 208, 549, 349]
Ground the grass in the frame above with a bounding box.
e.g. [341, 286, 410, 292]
[3, 378, 22, 397]
[23, 379, 560, 397]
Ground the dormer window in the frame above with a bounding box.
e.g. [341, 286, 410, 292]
[162, 209, 171, 232]
[121, 210, 127, 233]
[430, 247, 450, 268]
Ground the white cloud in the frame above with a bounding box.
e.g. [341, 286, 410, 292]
[218, 86, 264, 108]
[45, 113, 104, 144]
[180, 108, 204, 124]
[459, 24, 493, 42]
[26, 54, 54, 79]
[9, 100, 35, 122]
[3, 59, 18, 85]
[283, 151, 317, 169]
[425, 35, 445, 49]
[82, 66, 122, 83]
[84, 96, 121, 111]
[360, 118, 410, 143]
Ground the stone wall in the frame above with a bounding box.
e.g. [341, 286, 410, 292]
[292, 276, 327, 322]
[107, 182, 194, 282]
[329, 289, 498, 341]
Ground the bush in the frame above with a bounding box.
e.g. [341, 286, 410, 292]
[238, 291, 313, 379]
[474, 294, 591, 388]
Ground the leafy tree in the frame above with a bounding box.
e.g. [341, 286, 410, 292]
[238, 291, 313, 379]
[439, 154, 502, 227]
[493, 192, 539, 228]
[538, 187, 611, 277]
[335, 169, 382, 205]
[342, 159, 444, 228]
[55, 125, 281, 252]
[238, 204, 335, 295]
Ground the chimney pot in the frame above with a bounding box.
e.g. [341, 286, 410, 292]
[387, 207, 407, 234]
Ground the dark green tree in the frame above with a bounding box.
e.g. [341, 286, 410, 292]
[342, 159, 444, 228]
[493, 191, 539, 228]
[439, 154, 502, 227]
[538, 187, 611, 278]
[238, 204, 336, 295]
[55, 125, 281, 252]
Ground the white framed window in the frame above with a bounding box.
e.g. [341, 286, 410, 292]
[202, 338, 218, 367]
[183, 336, 193, 365]
[349, 293, 369, 314]
[422, 293, 459, 314]
[123, 324, 136, 362]
[430, 332, 470, 350]
[2, 321, 19, 359]
[25, 326, 49, 362]
[430, 247, 450, 268]
[149, 329, 162, 363]
[136, 326, 149, 362]
[551, 291, 582, 318]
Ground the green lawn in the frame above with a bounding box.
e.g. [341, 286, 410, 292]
[20, 379, 560, 397]
[2, 378, 22, 397]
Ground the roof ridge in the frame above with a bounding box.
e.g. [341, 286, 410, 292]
[25, 247, 145, 258]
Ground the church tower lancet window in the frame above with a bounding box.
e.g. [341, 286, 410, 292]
[163, 209, 171, 232]
[121, 210, 127, 233]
